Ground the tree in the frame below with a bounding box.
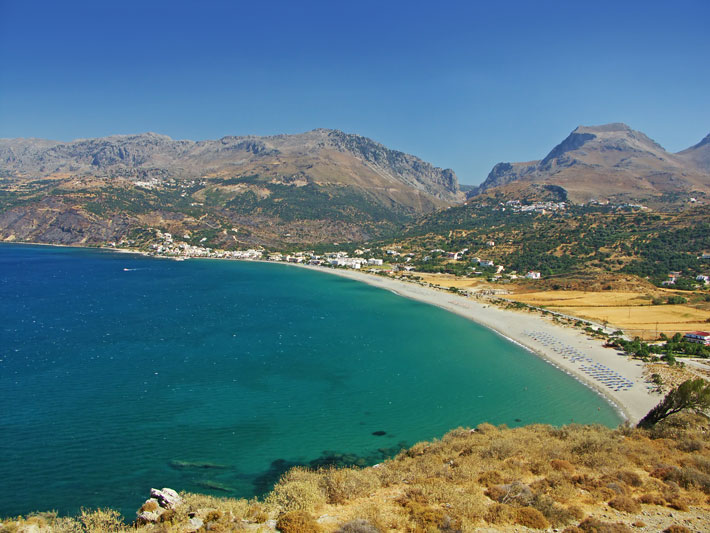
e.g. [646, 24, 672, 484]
[637, 378, 710, 428]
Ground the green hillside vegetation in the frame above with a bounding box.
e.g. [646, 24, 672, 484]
[380, 202, 710, 285]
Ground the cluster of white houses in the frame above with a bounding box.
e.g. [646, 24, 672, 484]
[125, 230, 546, 280]
[501, 200, 567, 214]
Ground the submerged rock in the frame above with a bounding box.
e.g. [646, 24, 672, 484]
[169, 459, 229, 470]
[372, 430, 386, 436]
[196, 480, 234, 493]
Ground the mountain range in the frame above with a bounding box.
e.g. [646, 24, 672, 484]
[472, 123, 710, 205]
[0, 129, 462, 247]
[1, 123, 708, 249]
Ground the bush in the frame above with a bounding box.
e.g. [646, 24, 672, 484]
[484, 503, 515, 524]
[320, 467, 380, 504]
[335, 518, 381, 533]
[78, 508, 124, 533]
[577, 517, 633, 532]
[267, 468, 327, 513]
[607, 495, 641, 513]
[664, 527, 692, 533]
[276, 510, 321, 533]
[514, 507, 549, 529]
[615, 470, 642, 487]
[638, 493, 665, 506]
[551, 459, 576, 473]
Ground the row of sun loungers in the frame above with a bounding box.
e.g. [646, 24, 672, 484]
[524, 330, 634, 392]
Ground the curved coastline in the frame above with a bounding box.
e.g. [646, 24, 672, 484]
[277, 262, 659, 424]
[1, 242, 658, 423]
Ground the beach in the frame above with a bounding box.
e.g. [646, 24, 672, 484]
[292, 264, 660, 424]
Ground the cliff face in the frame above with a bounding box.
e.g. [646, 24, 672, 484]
[0, 130, 463, 247]
[473, 124, 710, 204]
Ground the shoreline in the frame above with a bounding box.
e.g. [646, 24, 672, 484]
[2, 241, 660, 424]
[277, 262, 659, 424]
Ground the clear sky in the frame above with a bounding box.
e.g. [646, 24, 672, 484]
[0, 0, 708, 184]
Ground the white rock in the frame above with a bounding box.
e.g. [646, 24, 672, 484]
[150, 487, 183, 509]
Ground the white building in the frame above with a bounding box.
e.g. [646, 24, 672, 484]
[684, 331, 710, 345]
[526, 271, 541, 279]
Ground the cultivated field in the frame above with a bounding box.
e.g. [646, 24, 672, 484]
[509, 290, 710, 340]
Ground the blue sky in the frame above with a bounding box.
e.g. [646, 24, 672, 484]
[0, 1, 708, 184]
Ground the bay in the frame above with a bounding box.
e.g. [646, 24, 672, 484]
[0, 244, 620, 517]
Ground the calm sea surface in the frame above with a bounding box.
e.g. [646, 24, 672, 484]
[0, 244, 620, 517]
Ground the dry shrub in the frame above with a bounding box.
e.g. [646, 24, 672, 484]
[320, 467, 380, 504]
[608, 495, 641, 513]
[653, 465, 710, 494]
[246, 501, 270, 523]
[605, 482, 629, 496]
[266, 467, 326, 513]
[157, 509, 176, 523]
[514, 506, 549, 529]
[638, 493, 665, 505]
[631, 521, 646, 528]
[276, 510, 321, 533]
[551, 459, 576, 473]
[139, 500, 158, 513]
[576, 517, 633, 532]
[441, 486, 487, 523]
[344, 501, 406, 532]
[530, 493, 577, 527]
[570, 431, 622, 469]
[179, 492, 251, 520]
[663, 527, 692, 533]
[665, 496, 689, 511]
[615, 470, 642, 487]
[78, 508, 124, 533]
[563, 528, 584, 533]
[400, 500, 447, 529]
[676, 438, 704, 452]
[484, 485, 506, 502]
[476, 422, 498, 434]
[487, 482, 535, 508]
[482, 437, 518, 460]
[691, 454, 710, 474]
[477, 470, 504, 487]
[484, 502, 515, 524]
[335, 518, 381, 533]
[403, 441, 431, 458]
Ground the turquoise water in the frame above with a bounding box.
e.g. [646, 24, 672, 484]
[0, 244, 620, 517]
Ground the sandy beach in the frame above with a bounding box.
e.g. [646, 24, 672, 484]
[292, 264, 660, 424]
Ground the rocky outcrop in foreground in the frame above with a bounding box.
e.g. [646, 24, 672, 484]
[2, 414, 710, 532]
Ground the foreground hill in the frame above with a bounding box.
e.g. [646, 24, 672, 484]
[0, 130, 462, 247]
[3, 415, 709, 532]
[473, 123, 710, 206]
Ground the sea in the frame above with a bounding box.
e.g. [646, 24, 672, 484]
[0, 244, 620, 517]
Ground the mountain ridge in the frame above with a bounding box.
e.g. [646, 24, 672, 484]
[0, 129, 463, 247]
[473, 124, 710, 205]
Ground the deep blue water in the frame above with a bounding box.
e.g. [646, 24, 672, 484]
[0, 244, 620, 517]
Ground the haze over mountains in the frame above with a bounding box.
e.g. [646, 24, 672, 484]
[473, 123, 710, 204]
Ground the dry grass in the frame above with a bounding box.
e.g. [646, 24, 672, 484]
[509, 290, 710, 339]
[3, 415, 710, 532]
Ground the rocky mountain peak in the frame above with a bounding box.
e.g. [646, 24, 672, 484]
[474, 123, 710, 205]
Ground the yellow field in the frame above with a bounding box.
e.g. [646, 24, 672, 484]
[510, 290, 710, 339]
[408, 272, 487, 290]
